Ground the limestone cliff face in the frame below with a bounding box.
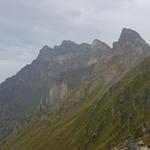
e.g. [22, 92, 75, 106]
[47, 82, 68, 105]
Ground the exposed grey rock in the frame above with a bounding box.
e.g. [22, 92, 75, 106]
[109, 138, 150, 150]
[92, 39, 111, 52]
[113, 28, 150, 57]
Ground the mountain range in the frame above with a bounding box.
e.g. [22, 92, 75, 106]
[0, 28, 150, 150]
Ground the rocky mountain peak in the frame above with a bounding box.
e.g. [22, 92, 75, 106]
[61, 40, 78, 47]
[92, 39, 102, 45]
[39, 45, 51, 55]
[91, 39, 111, 52]
[37, 45, 53, 61]
[119, 28, 144, 43]
[113, 28, 147, 52]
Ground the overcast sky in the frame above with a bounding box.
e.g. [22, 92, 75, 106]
[0, 0, 150, 83]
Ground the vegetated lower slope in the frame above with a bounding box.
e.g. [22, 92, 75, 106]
[4, 56, 150, 150]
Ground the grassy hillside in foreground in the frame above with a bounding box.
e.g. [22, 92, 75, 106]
[3, 56, 150, 150]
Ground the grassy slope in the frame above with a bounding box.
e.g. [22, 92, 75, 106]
[4, 56, 150, 150]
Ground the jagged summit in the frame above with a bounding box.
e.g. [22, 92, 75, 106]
[61, 40, 78, 47]
[39, 45, 51, 54]
[113, 28, 148, 51]
[38, 45, 52, 60]
[92, 39, 105, 46]
[92, 39, 111, 52]
[40, 28, 144, 56]
[119, 28, 144, 43]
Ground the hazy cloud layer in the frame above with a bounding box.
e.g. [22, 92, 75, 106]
[0, 0, 150, 82]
